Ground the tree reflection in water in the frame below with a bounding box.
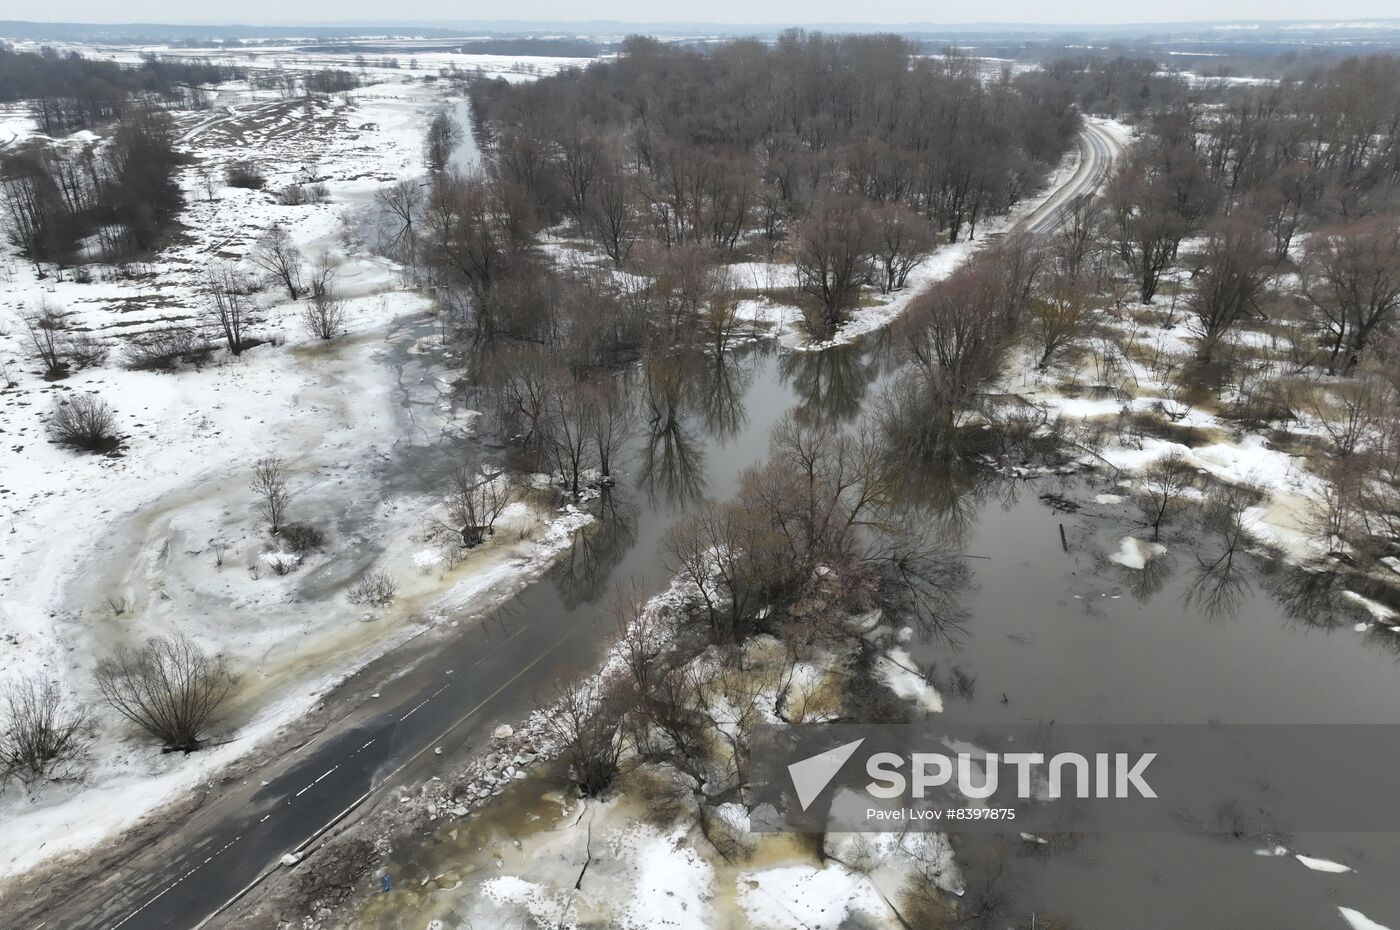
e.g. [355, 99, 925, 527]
[640, 355, 708, 508]
[553, 486, 639, 609]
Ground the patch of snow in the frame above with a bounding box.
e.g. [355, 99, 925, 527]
[1296, 853, 1353, 873]
[616, 826, 715, 930]
[737, 863, 887, 930]
[875, 646, 943, 713]
[1339, 907, 1393, 930]
[1110, 537, 1167, 570]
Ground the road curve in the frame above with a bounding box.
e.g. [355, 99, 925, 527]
[6, 116, 1129, 930]
[1019, 118, 1124, 235]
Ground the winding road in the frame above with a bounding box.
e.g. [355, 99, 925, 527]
[1019, 119, 1125, 235]
[7, 119, 1123, 930]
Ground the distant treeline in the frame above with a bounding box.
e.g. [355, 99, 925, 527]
[455, 38, 600, 57]
[0, 46, 240, 134]
[301, 38, 601, 57]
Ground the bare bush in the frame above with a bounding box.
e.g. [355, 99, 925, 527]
[224, 160, 266, 189]
[47, 393, 119, 452]
[124, 325, 214, 371]
[277, 181, 330, 206]
[250, 455, 291, 535]
[346, 569, 398, 606]
[1, 677, 92, 784]
[301, 292, 347, 340]
[279, 521, 327, 555]
[1310, 377, 1389, 458]
[63, 331, 106, 369]
[95, 635, 235, 753]
[23, 300, 70, 379]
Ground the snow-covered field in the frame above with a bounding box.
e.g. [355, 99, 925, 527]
[0, 46, 590, 880]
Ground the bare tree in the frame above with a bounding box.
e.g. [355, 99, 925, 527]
[1104, 139, 1213, 304]
[869, 203, 936, 294]
[663, 499, 771, 643]
[583, 379, 632, 485]
[544, 389, 596, 497]
[202, 263, 255, 355]
[249, 225, 304, 300]
[894, 255, 1008, 451]
[1187, 216, 1274, 364]
[1300, 218, 1400, 375]
[374, 178, 423, 266]
[1, 677, 91, 784]
[1054, 193, 1099, 280]
[250, 455, 291, 535]
[305, 253, 338, 299]
[701, 281, 745, 357]
[424, 110, 463, 174]
[442, 466, 511, 547]
[1134, 451, 1196, 539]
[792, 197, 875, 331]
[1028, 272, 1092, 370]
[95, 635, 235, 753]
[587, 169, 640, 268]
[539, 672, 624, 797]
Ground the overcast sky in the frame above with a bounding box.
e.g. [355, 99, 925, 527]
[7, 0, 1400, 26]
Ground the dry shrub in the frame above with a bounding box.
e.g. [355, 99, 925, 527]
[1, 677, 92, 784]
[47, 393, 119, 452]
[125, 326, 215, 371]
[279, 522, 327, 555]
[225, 159, 265, 189]
[95, 635, 235, 753]
[346, 569, 398, 606]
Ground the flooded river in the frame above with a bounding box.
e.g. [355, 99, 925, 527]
[370, 112, 1400, 930]
[353, 315, 1400, 929]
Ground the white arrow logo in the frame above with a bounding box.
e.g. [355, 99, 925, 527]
[788, 738, 865, 811]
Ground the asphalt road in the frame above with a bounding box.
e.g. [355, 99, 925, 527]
[13, 119, 1122, 930]
[1019, 119, 1124, 235]
[26, 590, 607, 930]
